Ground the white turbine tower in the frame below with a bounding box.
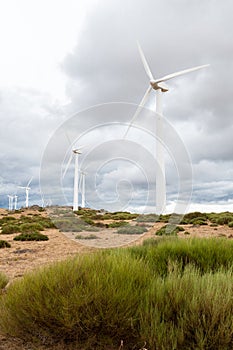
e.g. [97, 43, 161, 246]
[7, 195, 14, 211]
[18, 177, 33, 208]
[124, 43, 209, 214]
[63, 147, 83, 211]
[14, 195, 18, 210]
[79, 170, 87, 208]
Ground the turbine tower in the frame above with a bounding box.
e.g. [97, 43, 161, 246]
[63, 147, 83, 211]
[14, 195, 18, 210]
[7, 195, 14, 211]
[124, 43, 209, 214]
[18, 177, 33, 208]
[80, 170, 87, 208]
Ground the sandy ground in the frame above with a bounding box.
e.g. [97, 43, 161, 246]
[0, 208, 233, 349]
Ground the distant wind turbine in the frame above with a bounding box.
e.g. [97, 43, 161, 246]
[124, 42, 209, 213]
[14, 195, 18, 210]
[7, 195, 14, 211]
[63, 147, 84, 211]
[18, 177, 33, 208]
[79, 170, 87, 208]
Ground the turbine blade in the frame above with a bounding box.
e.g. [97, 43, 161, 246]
[63, 153, 73, 179]
[137, 41, 154, 80]
[155, 64, 209, 83]
[123, 86, 152, 139]
[65, 132, 72, 145]
[27, 176, 33, 187]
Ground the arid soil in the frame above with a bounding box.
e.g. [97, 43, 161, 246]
[0, 207, 233, 350]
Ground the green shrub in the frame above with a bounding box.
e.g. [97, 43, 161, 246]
[19, 223, 44, 233]
[117, 225, 147, 234]
[228, 221, 233, 228]
[0, 247, 233, 349]
[75, 234, 98, 240]
[13, 232, 49, 241]
[101, 212, 138, 221]
[155, 225, 179, 236]
[82, 217, 95, 226]
[140, 266, 233, 350]
[158, 213, 172, 222]
[190, 217, 208, 225]
[1, 224, 20, 234]
[0, 216, 16, 225]
[108, 221, 129, 228]
[0, 251, 150, 347]
[216, 215, 233, 225]
[0, 272, 8, 290]
[136, 214, 159, 222]
[0, 240, 11, 248]
[129, 238, 233, 275]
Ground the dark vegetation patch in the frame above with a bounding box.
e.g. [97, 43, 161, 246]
[0, 240, 11, 248]
[13, 232, 49, 241]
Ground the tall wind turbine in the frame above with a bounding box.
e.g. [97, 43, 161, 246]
[79, 170, 87, 208]
[63, 147, 83, 211]
[124, 43, 209, 213]
[18, 177, 33, 208]
[7, 195, 14, 211]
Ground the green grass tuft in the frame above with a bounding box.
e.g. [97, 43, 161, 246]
[0, 272, 9, 290]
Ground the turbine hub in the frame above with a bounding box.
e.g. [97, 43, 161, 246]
[150, 80, 169, 92]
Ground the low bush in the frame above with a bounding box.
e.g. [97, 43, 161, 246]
[0, 247, 233, 349]
[0, 216, 16, 225]
[0, 251, 150, 347]
[75, 234, 98, 240]
[1, 224, 20, 234]
[0, 240, 11, 248]
[190, 217, 208, 225]
[155, 225, 179, 236]
[0, 272, 8, 290]
[216, 214, 233, 225]
[117, 225, 147, 234]
[228, 221, 233, 228]
[136, 214, 159, 222]
[140, 266, 233, 350]
[13, 232, 49, 241]
[108, 221, 129, 228]
[19, 223, 44, 233]
[101, 212, 138, 221]
[130, 237, 233, 275]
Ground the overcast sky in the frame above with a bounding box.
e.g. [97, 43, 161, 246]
[1, 0, 233, 213]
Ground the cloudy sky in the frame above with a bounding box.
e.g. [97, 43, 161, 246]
[1, 0, 233, 213]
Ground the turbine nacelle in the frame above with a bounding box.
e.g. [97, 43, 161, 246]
[73, 149, 82, 154]
[150, 80, 169, 92]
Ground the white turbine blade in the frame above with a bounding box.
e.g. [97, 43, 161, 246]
[63, 153, 73, 179]
[65, 131, 72, 145]
[123, 85, 152, 139]
[155, 64, 209, 83]
[137, 41, 154, 80]
[27, 176, 33, 187]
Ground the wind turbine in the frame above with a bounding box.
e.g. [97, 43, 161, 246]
[124, 43, 209, 213]
[14, 195, 18, 210]
[79, 170, 87, 208]
[7, 195, 14, 211]
[63, 147, 83, 211]
[18, 177, 33, 208]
